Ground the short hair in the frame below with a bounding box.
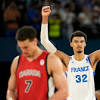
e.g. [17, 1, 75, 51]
[70, 30, 87, 42]
[16, 26, 37, 41]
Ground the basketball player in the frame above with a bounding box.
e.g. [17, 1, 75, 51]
[6, 26, 68, 100]
[41, 6, 100, 100]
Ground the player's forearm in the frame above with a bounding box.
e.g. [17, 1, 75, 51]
[42, 16, 48, 24]
[6, 89, 17, 100]
[40, 24, 57, 53]
[48, 89, 68, 100]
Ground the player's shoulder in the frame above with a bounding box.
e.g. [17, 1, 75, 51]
[11, 56, 20, 68]
[48, 53, 63, 68]
[47, 53, 63, 75]
[13, 56, 19, 63]
[48, 53, 60, 62]
[10, 56, 20, 72]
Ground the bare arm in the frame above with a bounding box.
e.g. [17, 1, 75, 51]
[47, 54, 68, 100]
[89, 50, 100, 71]
[6, 56, 19, 100]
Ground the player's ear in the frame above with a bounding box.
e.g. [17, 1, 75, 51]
[70, 42, 73, 47]
[84, 42, 86, 47]
[33, 38, 38, 45]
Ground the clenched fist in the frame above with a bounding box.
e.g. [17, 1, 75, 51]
[42, 6, 51, 17]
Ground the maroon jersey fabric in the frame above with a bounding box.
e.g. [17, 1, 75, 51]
[16, 51, 49, 100]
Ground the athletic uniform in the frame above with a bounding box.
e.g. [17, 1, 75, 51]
[67, 55, 96, 100]
[16, 51, 50, 100]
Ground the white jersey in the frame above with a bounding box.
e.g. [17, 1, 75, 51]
[67, 55, 96, 100]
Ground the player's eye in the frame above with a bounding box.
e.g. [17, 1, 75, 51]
[74, 40, 78, 43]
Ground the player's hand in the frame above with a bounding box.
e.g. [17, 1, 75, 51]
[96, 90, 100, 100]
[8, 97, 15, 100]
[42, 6, 51, 17]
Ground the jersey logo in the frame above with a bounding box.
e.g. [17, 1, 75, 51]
[40, 59, 45, 66]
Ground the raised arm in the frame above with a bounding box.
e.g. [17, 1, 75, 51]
[47, 54, 68, 100]
[41, 7, 70, 69]
[6, 56, 19, 100]
[41, 6, 57, 53]
[89, 50, 100, 71]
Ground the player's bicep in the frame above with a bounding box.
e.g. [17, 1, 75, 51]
[89, 50, 100, 64]
[8, 75, 16, 92]
[52, 65, 67, 90]
[95, 50, 100, 60]
[48, 54, 68, 90]
[8, 56, 19, 91]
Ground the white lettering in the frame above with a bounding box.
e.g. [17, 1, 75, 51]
[19, 69, 41, 78]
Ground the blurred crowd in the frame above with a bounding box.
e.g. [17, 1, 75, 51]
[0, 0, 100, 40]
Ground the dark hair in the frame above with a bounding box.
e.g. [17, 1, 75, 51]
[70, 30, 87, 42]
[16, 26, 37, 41]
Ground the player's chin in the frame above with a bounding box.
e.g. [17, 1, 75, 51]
[77, 50, 82, 53]
[24, 53, 30, 57]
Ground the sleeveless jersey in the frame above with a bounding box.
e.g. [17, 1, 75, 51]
[67, 55, 96, 100]
[16, 51, 49, 100]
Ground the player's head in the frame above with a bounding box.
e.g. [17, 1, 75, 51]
[16, 26, 37, 57]
[70, 30, 87, 54]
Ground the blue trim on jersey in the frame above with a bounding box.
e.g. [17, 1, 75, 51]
[93, 72, 95, 77]
[87, 56, 92, 65]
[65, 72, 67, 77]
[87, 56, 95, 77]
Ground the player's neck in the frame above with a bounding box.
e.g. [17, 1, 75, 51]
[26, 47, 43, 61]
[74, 53, 85, 61]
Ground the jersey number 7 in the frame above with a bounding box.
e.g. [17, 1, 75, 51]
[25, 80, 33, 93]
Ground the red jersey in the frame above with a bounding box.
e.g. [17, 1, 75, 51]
[16, 51, 49, 100]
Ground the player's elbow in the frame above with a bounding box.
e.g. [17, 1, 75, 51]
[41, 39, 45, 46]
[41, 39, 45, 45]
[41, 39, 48, 47]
